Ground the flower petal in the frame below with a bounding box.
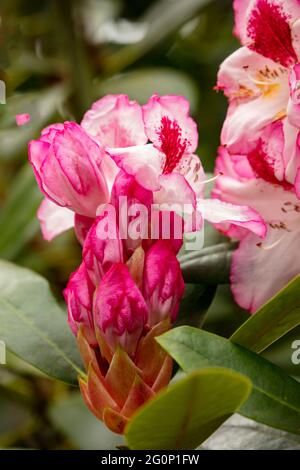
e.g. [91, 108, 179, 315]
[234, 0, 300, 66]
[37, 199, 74, 241]
[142, 94, 198, 153]
[231, 228, 300, 312]
[198, 198, 266, 238]
[218, 47, 289, 154]
[81, 94, 147, 147]
[107, 144, 163, 191]
[155, 172, 196, 209]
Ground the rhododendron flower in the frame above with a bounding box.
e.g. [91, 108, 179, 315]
[108, 93, 266, 240]
[218, 0, 300, 194]
[213, 147, 300, 312]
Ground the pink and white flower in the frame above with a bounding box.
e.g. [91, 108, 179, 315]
[218, 0, 300, 194]
[108, 93, 266, 239]
[213, 147, 300, 312]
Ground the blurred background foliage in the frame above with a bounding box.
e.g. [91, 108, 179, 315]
[0, 0, 299, 450]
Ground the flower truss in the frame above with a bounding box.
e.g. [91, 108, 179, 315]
[29, 93, 264, 433]
[215, 0, 300, 312]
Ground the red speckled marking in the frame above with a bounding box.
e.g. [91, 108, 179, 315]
[247, 141, 293, 190]
[248, 0, 297, 67]
[159, 116, 188, 174]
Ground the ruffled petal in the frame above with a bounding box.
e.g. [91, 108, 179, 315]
[142, 94, 198, 154]
[81, 94, 147, 148]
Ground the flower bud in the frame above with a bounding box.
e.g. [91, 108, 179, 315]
[29, 122, 110, 217]
[94, 263, 148, 357]
[83, 214, 124, 286]
[143, 240, 185, 325]
[64, 263, 96, 346]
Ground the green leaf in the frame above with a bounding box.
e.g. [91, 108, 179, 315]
[0, 260, 84, 385]
[230, 276, 300, 354]
[175, 284, 216, 328]
[203, 415, 300, 450]
[126, 368, 251, 450]
[158, 327, 300, 435]
[0, 166, 41, 260]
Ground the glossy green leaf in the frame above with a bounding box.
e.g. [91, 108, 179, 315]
[158, 327, 300, 435]
[126, 368, 251, 450]
[0, 260, 84, 385]
[231, 276, 300, 353]
[203, 415, 300, 450]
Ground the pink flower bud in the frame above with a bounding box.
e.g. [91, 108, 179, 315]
[94, 263, 148, 357]
[83, 214, 124, 286]
[29, 122, 110, 217]
[143, 240, 185, 325]
[64, 263, 96, 346]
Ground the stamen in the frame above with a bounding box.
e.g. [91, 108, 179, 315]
[256, 235, 285, 250]
[201, 173, 223, 185]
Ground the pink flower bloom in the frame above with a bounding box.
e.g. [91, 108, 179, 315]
[29, 122, 110, 217]
[108, 94, 265, 238]
[218, 0, 300, 193]
[213, 147, 300, 312]
[93, 263, 148, 357]
[16, 113, 30, 126]
[107, 94, 200, 209]
[143, 240, 185, 325]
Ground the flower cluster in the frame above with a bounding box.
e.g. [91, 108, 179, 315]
[214, 0, 300, 312]
[29, 93, 264, 432]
